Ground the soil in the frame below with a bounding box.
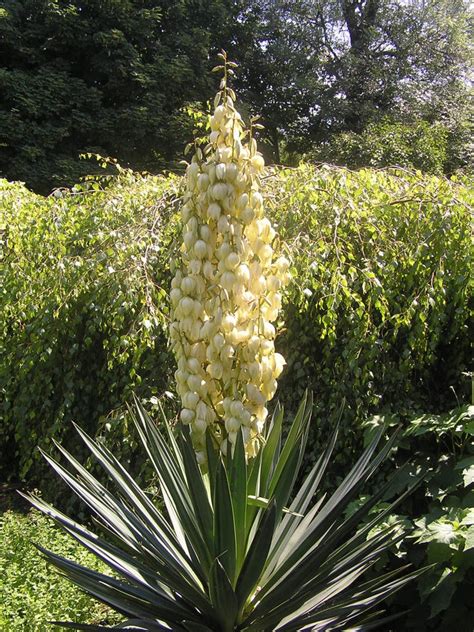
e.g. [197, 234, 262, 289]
[0, 482, 30, 513]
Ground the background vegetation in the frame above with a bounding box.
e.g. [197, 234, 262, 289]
[0, 0, 472, 192]
[0, 508, 123, 630]
[2, 166, 471, 490]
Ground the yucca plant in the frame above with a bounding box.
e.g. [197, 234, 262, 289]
[26, 55, 423, 631]
[26, 393, 422, 631]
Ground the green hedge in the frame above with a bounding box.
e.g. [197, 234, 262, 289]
[271, 164, 472, 470]
[1, 163, 472, 628]
[310, 119, 451, 174]
[0, 169, 180, 501]
[1, 164, 471, 489]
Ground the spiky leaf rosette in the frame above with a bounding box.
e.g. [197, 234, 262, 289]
[169, 53, 290, 461]
[26, 394, 424, 631]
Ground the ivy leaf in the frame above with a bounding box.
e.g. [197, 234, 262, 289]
[415, 518, 460, 547]
[464, 525, 474, 551]
[426, 569, 458, 618]
[426, 541, 453, 564]
[460, 509, 474, 526]
[455, 457, 474, 487]
[462, 466, 474, 487]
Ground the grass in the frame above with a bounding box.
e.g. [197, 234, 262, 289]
[0, 501, 123, 631]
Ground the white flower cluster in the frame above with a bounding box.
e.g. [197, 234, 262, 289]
[170, 74, 290, 461]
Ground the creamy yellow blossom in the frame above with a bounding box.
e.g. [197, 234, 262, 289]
[170, 55, 289, 458]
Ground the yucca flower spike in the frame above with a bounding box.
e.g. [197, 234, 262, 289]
[170, 52, 290, 461]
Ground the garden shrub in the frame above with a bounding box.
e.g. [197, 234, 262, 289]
[349, 402, 474, 631]
[0, 168, 181, 502]
[268, 164, 473, 629]
[271, 165, 472, 474]
[311, 118, 449, 174]
[0, 509, 123, 630]
[0, 162, 472, 629]
[1, 164, 471, 494]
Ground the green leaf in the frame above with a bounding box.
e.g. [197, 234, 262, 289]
[463, 525, 474, 551]
[132, 401, 212, 576]
[228, 428, 248, 571]
[208, 559, 238, 632]
[455, 457, 474, 487]
[269, 393, 312, 497]
[205, 430, 219, 493]
[462, 466, 474, 487]
[178, 428, 214, 547]
[426, 542, 454, 564]
[213, 458, 237, 584]
[236, 499, 277, 611]
[415, 519, 460, 546]
[418, 568, 458, 618]
[259, 403, 284, 494]
[35, 545, 192, 626]
[183, 622, 215, 632]
[460, 509, 474, 526]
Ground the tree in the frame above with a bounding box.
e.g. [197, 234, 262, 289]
[0, 0, 230, 192]
[0, 0, 471, 188]
[230, 0, 473, 167]
[223, 0, 324, 162]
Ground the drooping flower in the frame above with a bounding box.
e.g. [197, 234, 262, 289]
[170, 53, 290, 459]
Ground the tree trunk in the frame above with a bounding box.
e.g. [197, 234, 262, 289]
[269, 125, 281, 164]
[341, 0, 380, 131]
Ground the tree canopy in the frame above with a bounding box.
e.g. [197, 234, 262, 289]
[0, 0, 472, 191]
[0, 0, 230, 191]
[230, 0, 473, 164]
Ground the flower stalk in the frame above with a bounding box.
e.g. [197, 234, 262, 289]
[170, 52, 290, 460]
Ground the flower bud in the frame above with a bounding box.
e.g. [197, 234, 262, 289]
[216, 163, 226, 180]
[180, 296, 194, 316]
[170, 288, 182, 306]
[217, 215, 230, 233]
[225, 417, 242, 433]
[207, 361, 223, 380]
[222, 313, 236, 332]
[198, 173, 209, 191]
[181, 276, 196, 295]
[194, 240, 207, 259]
[180, 409, 195, 424]
[208, 203, 221, 221]
[221, 271, 236, 291]
[225, 252, 240, 270]
[212, 183, 228, 200]
[226, 163, 238, 181]
[183, 231, 195, 250]
[240, 207, 255, 225]
[214, 105, 225, 123]
[193, 418, 208, 434]
[182, 392, 200, 409]
[187, 357, 201, 374]
[230, 400, 245, 418]
[251, 154, 265, 170]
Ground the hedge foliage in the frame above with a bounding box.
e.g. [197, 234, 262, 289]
[1, 163, 472, 628]
[310, 119, 451, 174]
[1, 164, 471, 488]
[0, 167, 180, 499]
[271, 164, 472, 470]
[360, 403, 474, 631]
